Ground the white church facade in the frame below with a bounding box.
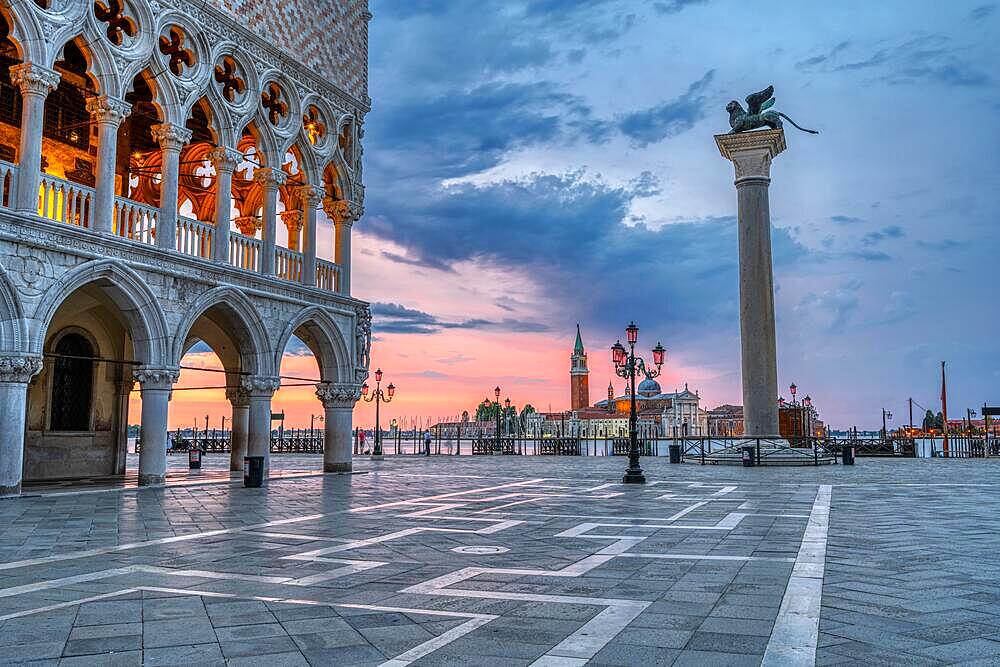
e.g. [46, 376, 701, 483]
[0, 0, 372, 496]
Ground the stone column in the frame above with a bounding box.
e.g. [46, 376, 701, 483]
[301, 186, 323, 287]
[254, 168, 286, 276]
[0, 355, 42, 497]
[316, 382, 362, 472]
[242, 376, 280, 479]
[87, 96, 131, 234]
[208, 147, 241, 265]
[715, 129, 786, 437]
[9, 64, 60, 213]
[226, 386, 249, 472]
[151, 124, 192, 252]
[134, 367, 179, 486]
[325, 198, 361, 295]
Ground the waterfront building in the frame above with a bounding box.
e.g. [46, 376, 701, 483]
[0, 0, 372, 496]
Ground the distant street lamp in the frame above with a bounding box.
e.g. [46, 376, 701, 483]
[310, 413, 324, 443]
[612, 321, 665, 484]
[362, 368, 395, 460]
[789, 382, 797, 406]
[803, 395, 813, 437]
[494, 386, 502, 448]
[882, 408, 893, 441]
[504, 396, 512, 437]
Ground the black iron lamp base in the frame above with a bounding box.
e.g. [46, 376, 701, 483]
[622, 469, 646, 484]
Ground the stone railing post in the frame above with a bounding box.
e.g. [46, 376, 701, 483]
[151, 123, 192, 251]
[87, 96, 131, 234]
[9, 63, 60, 213]
[300, 186, 323, 287]
[208, 146, 242, 265]
[316, 382, 362, 472]
[242, 375, 281, 479]
[134, 366, 180, 485]
[254, 168, 287, 276]
[0, 355, 43, 497]
[715, 128, 786, 437]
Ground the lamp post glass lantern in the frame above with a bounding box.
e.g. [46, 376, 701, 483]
[611, 322, 665, 484]
[362, 368, 395, 459]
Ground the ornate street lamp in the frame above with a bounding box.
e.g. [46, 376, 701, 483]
[612, 322, 665, 484]
[789, 382, 797, 405]
[362, 368, 395, 460]
[504, 396, 511, 437]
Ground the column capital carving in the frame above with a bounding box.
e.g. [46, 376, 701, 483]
[241, 375, 281, 397]
[254, 167, 288, 188]
[86, 95, 132, 126]
[301, 185, 325, 207]
[226, 386, 250, 407]
[316, 382, 363, 409]
[208, 146, 243, 171]
[323, 198, 363, 226]
[234, 215, 261, 236]
[151, 123, 193, 151]
[134, 366, 180, 390]
[714, 129, 786, 182]
[0, 354, 43, 383]
[280, 209, 303, 234]
[9, 63, 60, 96]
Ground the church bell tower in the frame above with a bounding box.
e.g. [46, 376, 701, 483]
[570, 324, 590, 410]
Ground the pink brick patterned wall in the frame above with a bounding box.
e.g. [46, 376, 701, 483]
[206, 0, 370, 102]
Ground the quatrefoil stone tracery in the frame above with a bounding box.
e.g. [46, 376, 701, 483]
[214, 56, 246, 103]
[261, 82, 288, 126]
[159, 26, 195, 77]
[94, 0, 137, 47]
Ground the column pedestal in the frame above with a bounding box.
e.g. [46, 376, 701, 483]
[0, 355, 42, 498]
[316, 383, 362, 473]
[134, 367, 179, 486]
[715, 129, 786, 437]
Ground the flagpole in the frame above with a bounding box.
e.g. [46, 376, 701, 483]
[941, 361, 949, 455]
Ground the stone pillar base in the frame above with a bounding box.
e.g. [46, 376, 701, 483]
[324, 462, 352, 473]
[0, 484, 21, 498]
[138, 473, 165, 486]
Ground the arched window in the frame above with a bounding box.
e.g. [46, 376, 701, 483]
[51, 333, 94, 431]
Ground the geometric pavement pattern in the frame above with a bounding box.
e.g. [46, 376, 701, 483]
[0, 455, 998, 666]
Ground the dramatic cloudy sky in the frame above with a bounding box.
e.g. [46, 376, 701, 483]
[165, 1, 999, 431]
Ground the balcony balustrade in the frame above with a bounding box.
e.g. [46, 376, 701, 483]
[0, 161, 341, 292]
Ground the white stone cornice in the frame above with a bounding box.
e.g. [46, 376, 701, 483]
[0, 355, 43, 383]
[315, 382, 362, 409]
[134, 366, 180, 390]
[87, 96, 132, 126]
[151, 123, 193, 151]
[9, 63, 60, 96]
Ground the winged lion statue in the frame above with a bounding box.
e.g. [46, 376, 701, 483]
[726, 86, 818, 134]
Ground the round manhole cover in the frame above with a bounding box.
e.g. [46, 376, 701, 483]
[450, 546, 510, 555]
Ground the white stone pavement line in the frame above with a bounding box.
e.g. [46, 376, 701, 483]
[347, 478, 548, 513]
[761, 484, 832, 667]
[0, 583, 498, 667]
[0, 478, 544, 572]
[31, 470, 335, 497]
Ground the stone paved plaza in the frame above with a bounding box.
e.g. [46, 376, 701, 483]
[2, 456, 1000, 666]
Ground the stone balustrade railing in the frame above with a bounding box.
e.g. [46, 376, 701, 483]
[0, 162, 343, 292]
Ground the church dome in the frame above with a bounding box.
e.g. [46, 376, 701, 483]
[637, 377, 661, 397]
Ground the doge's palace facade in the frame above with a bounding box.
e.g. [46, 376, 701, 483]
[0, 0, 372, 495]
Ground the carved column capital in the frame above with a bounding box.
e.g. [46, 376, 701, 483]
[0, 354, 42, 383]
[254, 167, 287, 189]
[234, 216, 262, 236]
[315, 382, 362, 409]
[86, 95, 132, 126]
[208, 146, 243, 172]
[301, 185, 325, 207]
[240, 375, 281, 398]
[133, 366, 180, 391]
[226, 386, 250, 408]
[9, 63, 60, 96]
[323, 198, 363, 226]
[714, 129, 786, 183]
[280, 209, 303, 234]
[151, 123, 193, 152]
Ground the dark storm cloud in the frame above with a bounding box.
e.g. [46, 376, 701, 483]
[652, 0, 707, 14]
[380, 251, 457, 274]
[969, 4, 996, 21]
[372, 302, 550, 335]
[617, 71, 715, 147]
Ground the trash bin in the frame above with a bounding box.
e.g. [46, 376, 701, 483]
[188, 446, 202, 469]
[668, 443, 682, 464]
[244, 455, 264, 487]
[741, 445, 755, 467]
[841, 445, 855, 466]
